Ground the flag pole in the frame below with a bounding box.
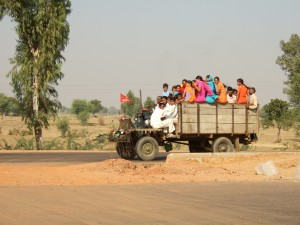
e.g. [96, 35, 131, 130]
[139, 89, 143, 109]
[119, 93, 122, 116]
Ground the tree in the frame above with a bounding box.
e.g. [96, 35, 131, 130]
[292, 107, 300, 136]
[0, 1, 71, 149]
[71, 99, 90, 115]
[0, 93, 9, 116]
[260, 99, 293, 143]
[121, 90, 142, 117]
[89, 99, 103, 116]
[71, 99, 91, 125]
[276, 34, 300, 107]
[283, 72, 300, 107]
[143, 97, 155, 109]
[0, 93, 20, 117]
[5, 96, 20, 116]
[101, 107, 108, 114]
[276, 34, 300, 136]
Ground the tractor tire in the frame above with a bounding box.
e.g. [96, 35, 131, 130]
[116, 142, 136, 160]
[135, 136, 159, 161]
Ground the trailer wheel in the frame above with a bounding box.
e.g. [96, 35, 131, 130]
[135, 136, 159, 161]
[212, 137, 234, 153]
[116, 142, 136, 159]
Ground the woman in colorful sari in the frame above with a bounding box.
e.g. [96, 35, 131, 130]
[195, 76, 206, 103]
[214, 76, 227, 104]
[205, 75, 218, 104]
[183, 80, 196, 103]
[236, 78, 248, 104]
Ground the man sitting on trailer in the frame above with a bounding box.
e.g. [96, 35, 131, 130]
[248, 87, 258, 109]
[150, 102, 176, 138]
[163, 96, 178, 124]
[248, 87, 258, 141]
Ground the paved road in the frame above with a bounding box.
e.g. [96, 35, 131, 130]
[0, 182, 299, 225]
[0, 151, 168, 164]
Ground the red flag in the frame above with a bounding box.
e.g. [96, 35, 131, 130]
[120, 93, 132, 103]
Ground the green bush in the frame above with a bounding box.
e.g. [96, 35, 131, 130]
[43, 139, 65, 150]
[14, 137, 35, 150]
[77, 111, 90, 126]
[56, 117, 70, 137]
[65, 131, 81, 150]
[81, 140, 94, 150]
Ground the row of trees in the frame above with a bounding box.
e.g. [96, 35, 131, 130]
[261, 34, 300, 142]
[69, 92, 155, 125]
[1, 89, 153, 126]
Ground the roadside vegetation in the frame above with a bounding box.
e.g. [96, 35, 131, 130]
[0, 114, 117, 150]
[260, 33, 300, 143]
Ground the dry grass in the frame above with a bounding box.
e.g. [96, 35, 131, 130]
[0, 114, 119, 150]
[98, 116, 106, 126]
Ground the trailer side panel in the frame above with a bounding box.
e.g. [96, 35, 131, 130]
[179, 103, 258, 135]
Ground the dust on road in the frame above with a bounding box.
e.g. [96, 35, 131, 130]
[0, 153, 299, 186]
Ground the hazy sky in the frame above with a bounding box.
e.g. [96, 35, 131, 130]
[1, 0, 300, 108]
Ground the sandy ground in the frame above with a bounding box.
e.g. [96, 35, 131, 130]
[1, 153, 299, 186]
[1, 183, 300, 225]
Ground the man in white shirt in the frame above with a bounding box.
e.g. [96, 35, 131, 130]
[248, 87, 258, 109]
[163, 97, 178, 124]
[150, 102, 175, 137]
[248, 87, 258, 141]
[226, 86, 237, 103]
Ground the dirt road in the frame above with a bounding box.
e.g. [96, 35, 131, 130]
[0, 182, 299, 225]
[0, 152, 300, 224]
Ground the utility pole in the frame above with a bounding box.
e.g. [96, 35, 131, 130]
[139, 89, 143, 108]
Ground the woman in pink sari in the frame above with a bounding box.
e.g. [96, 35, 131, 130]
[194, 76, 206, 103]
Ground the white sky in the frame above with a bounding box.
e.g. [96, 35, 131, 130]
[1, 0, 300, 108]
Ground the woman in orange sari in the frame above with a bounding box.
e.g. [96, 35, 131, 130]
[236, 78, 248, 104]
[214, 77, 227, 104]
[183, 80, 196, 103]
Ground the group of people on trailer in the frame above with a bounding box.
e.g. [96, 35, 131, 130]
[150, 75, 258, 138]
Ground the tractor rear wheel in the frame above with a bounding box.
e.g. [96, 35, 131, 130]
[116, 142, 136, 159]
